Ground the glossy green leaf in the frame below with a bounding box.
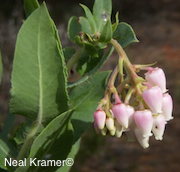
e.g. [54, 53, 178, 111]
[93, 0, 112, 31]
[80, 4, 96, 33]
[113, 22, 139, 48]
[69, 71, 110, 142]
[24, 0, 39, 17]
[10, 3, 69, 122]
[99, 19, 112, 43]
[68, 16, 81, 43]
[0, 50, 2, 84]
[15, 110, 73, 172]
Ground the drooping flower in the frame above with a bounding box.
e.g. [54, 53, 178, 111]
[134, 110, 153, 137]
[114, 120, 123, 138]
[145, 67, 167, 93]
[134, 128, 150, 149]
[162, 93, 173, 121]
[143, 86, 163, 114]
[109, 126, 116, 136]
[112, 103, 128, 128]
[126, 105, 135, 128]
[105, 117, 114, 131]
[94, 110, 106, 130]
[100, 127, 107, 136]
[152, 114, 166, 140]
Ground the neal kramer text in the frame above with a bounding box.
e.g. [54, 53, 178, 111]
[4, 158, 72, 167]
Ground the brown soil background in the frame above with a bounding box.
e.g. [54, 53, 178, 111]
[0, 0, 180, 172]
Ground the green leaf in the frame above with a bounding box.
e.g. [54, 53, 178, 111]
[76, 49, 103, 76]
[76, 53, 90, 76]
[0, 50, 2, 84]
[14, 121, 33, 145]
[56, 139, 81, 172]
[69, 71, 110, 142]
[93, 0, 112, 31]
[0, 136, 17, 171]
[24, 0, 39, 18]
[67, 46, 114, 88]
[80, 4, 97, 33]
[99, 19, 112, 43]
[63, 47, 76, 62]
[84, 41, 99, 57]
[15, 110, 74, 172]
[113, 22, 139, 48]
[68, 16, 81, 43]
[76, 56, 88, 76]
[112, 12, 119, 32]
[10, 3, 69, 122]
[67, 76, 89, 89]
[87, 46, 114, 75]
[79, 17, 92, 35]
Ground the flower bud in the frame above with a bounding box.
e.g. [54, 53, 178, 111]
[112, 103, 128, 128]
[134, 128, 150, 149]
[94, 110, 106, 130]
[114, 120, 123, 138]
[109, 126, 116, 136]
[145, 67, 167, 93]
[142, 86, 162, 114]
[106, 117, 114, 131]
[162, 93, 173, 121]
[100, 127, 107, 136]
[134, 110, 153, 137]
[126, 105, 135, 128]
[152, 114, 166, 140]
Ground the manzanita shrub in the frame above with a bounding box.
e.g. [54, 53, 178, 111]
[0, 0, 173, 171]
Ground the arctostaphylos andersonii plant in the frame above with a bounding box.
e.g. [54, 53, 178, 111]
[0, 0, 173, 171]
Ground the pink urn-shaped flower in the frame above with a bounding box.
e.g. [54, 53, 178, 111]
[94, 110, 106, 130]
[112, 103, 128, 128]
[152, 114, 166, 140]
[145, 67, 167, 93]
[162, 93, 173, 121]
[126, 105, 135, 128]
[134, 110, 153, 137]
[143, 86, 163, 114]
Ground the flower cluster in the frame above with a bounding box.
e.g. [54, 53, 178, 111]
[93, 65, 173, 148]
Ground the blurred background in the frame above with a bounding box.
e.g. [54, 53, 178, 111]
[0, 0, 180, 171]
